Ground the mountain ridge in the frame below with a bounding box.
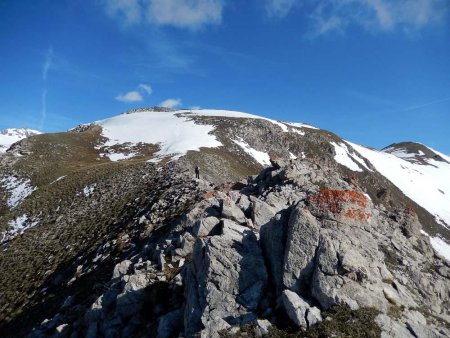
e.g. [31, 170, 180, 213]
[1, 109, 449, 254]
[0, 108, 449, 337]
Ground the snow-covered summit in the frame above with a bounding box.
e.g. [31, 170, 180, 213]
[92, 108, 316, 162]
[0, 128, 41, 153]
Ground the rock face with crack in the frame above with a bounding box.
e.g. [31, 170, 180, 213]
[185, 219, 268, 337]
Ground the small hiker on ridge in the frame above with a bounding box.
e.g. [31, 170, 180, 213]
[195, 166, 200, 179]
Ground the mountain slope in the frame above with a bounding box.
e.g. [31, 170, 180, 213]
[90, 108, 450, 246]
[0, 108, 449, 337]
[358, 142, 450, 228]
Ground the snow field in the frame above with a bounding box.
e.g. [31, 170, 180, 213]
[349, 142, 450, 229]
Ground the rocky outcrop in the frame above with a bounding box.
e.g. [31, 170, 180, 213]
[190, 160, 447, 337]
[9, 158, 450, 338]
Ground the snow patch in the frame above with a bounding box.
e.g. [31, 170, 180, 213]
[107, 152, 137, 162]
[232, 137, 271, 166]
[1, 176, 36, 208]
[345, 143, 372, 171]
[388, 149, 418, 160]
[429, 237, 450, 261]
[330, 142, 363, 172]
[290, 128, 305, 136]
[95, 110, 222, 161]
[1, 214, 39, 244]
[285, 122, 319, 130]
[420, 230, 450, 261]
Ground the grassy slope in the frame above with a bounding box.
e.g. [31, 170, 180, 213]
[0, 128, 161, 324]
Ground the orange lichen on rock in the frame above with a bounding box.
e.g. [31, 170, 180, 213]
[203, 191, 217, 199]
[309, 189, 368, 211]
[343, 209, 371, 221]
[308, 189, 371, 221]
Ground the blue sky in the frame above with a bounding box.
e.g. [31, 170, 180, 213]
[0, 0, 449, 152]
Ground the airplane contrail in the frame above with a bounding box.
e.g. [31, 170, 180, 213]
[403, 95, 450, 112]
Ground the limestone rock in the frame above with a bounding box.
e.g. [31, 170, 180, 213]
[221, 197, 247, 224]
[281, 290, 322, 329]
[251, 197, 277, 228]
[123, 272, 151, 292]
[237, 194, 251, 214]
[192, 216, 220, 237]
[375, 314, 415, 338]
[281, 290, 309, 328]
[307, 306, 322, 327]
[184, 220, 267, 337]
[282, 207, 320, 295]
[256, 319, 272, 336]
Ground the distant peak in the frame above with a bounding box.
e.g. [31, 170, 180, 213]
[383, 141, 449, 165]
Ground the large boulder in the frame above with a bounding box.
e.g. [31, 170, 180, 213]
[282, 207, 321, 295]
[261, 190, 397, 312]
[221, 197, 247, 224]
[184, 220, 268, 337]
[250, 197, 277, 228]
[192, 216, 220, 237]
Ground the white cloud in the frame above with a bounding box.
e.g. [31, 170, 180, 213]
[147, 0, 223, 28]
[115, 91, 143, 102]
[265, 0, 448, 36]
[103, 0, 224, 29]
[312, 0, 448, 36]
[42, 46, 54, 81]
[104, 0, 143, 25]
[160, 98, 182, 109]
[265, 0, 300, 18]
[138, 83, 152, 94]
[115, 83, 153, 102]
